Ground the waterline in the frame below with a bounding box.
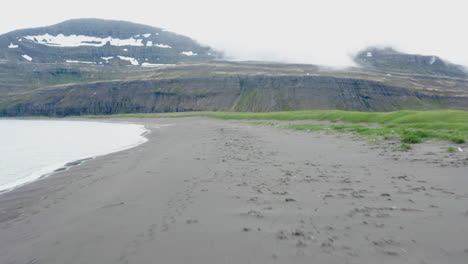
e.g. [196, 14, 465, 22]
[0, 120, 148, 193]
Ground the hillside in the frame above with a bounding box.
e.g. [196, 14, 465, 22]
[354, 47, 467, 78]
[1, 61, 468, 116]
[0, 20, 468, 116]
[0, 18, 219, 65]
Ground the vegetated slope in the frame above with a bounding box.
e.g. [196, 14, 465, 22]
[0, 18, 218, 65]
[1, 61, 468, 116]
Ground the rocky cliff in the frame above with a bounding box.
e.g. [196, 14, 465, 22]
[2, 69, 467, 116]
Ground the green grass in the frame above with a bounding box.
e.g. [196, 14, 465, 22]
[77, 110, 468, 144]
[79, 110, 468, 123]
[285, 123, 466, 144]
[447, 147, 456, 153]
[205, 110, 468, 123]
[400, 144, 413, 150]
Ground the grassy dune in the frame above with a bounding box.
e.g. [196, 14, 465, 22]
[82, 110, 468, 144]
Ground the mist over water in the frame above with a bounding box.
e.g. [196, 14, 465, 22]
[0, 120, 148, 193]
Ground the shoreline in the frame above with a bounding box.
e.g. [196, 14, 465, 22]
[0, 158, 95, 195]
[1, 117, 467, 264]
[0, 119, 150, 194]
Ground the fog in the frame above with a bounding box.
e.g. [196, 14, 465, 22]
[2, 0, 467, 67]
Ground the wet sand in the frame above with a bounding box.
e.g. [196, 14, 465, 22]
[1, 117, 467, 264]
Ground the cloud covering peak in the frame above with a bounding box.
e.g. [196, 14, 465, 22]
[1, 0, 467, 67]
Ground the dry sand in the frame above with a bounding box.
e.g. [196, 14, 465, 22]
[0, 117, 467, 264]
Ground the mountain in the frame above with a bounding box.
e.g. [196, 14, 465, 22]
[0, 19, 468, 116]
[354, 47, 468, 77]
[0, 18, 219, 65]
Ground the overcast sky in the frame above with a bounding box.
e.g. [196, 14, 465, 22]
[2, 0, 467, 67]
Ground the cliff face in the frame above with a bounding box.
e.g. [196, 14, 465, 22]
[2, 75, 467, 116]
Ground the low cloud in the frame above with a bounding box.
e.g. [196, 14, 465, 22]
[2, 0, 467, 67]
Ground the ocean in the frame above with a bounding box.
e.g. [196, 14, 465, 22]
[0, 119, 148, 193]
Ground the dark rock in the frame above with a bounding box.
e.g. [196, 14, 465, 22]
[277, 230, 288, 240]
[185, 219, 198, 224]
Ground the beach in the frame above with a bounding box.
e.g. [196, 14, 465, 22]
[0, 117, 467, 264]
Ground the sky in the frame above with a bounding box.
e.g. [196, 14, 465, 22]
[2, 0, 468, 67]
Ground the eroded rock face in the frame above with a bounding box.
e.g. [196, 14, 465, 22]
[2, 75, 467, 116]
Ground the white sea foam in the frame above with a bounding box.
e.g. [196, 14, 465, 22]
[0, 120, 148, 193]
[8, 43, 19, 48]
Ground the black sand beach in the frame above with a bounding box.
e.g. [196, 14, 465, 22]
[1, 117, 467, 264]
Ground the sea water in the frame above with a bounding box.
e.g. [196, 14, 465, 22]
[0, 120, 148, 193]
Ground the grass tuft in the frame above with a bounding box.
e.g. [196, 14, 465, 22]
[400, 144, 412, 150]
[401, 135, 423, 144]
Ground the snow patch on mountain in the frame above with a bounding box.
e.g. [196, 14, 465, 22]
[180, 51, 197, 56]
[141, 62, 175, 67]
[154, 43, 172, 48]
[66, 60, 96, 64]
[24, 34, 145, 47]
[101, 57, 114, 63]
[117, 56, 139, 65]
[21, 54, 32, 61]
